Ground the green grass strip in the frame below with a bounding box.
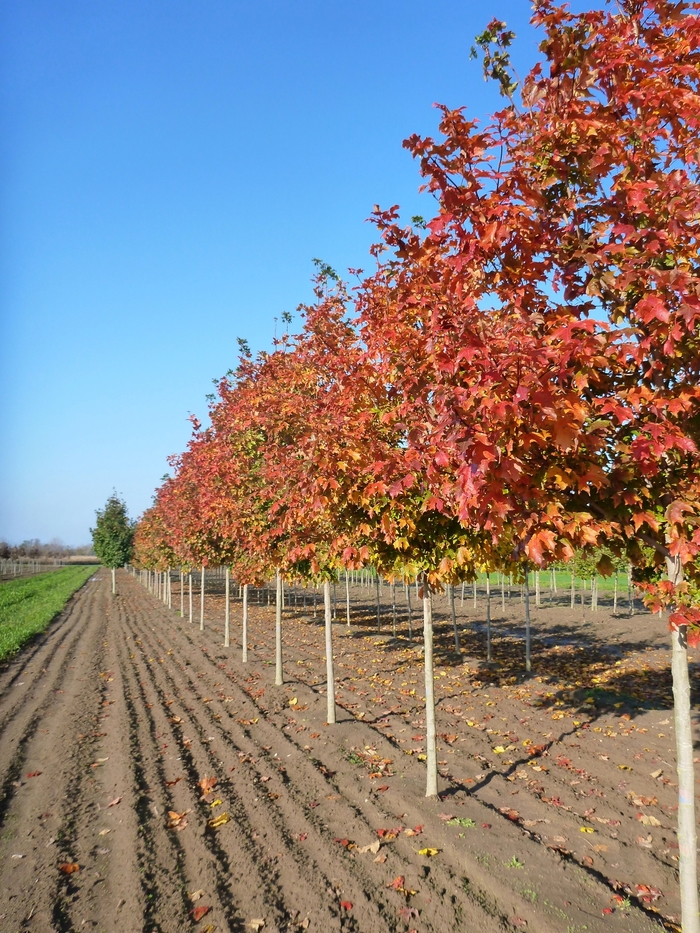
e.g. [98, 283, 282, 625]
[0, 565, 97, 662]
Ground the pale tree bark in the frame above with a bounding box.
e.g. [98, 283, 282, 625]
[486, 575, 492, 663]
[224, 567, 230, 647]
[422, 575, 438, 797]
[666, 554, 699, 933]
[111, 567, 116, 595]
[275, 571, 283, 685]
[324, 580, 336, 724]
[345, 571, 351, 626]
[188, 573, 193, 623]
[242, 584, 248, 662]
[524, 566, 531, 673]
[407, 583, 413, 642]
[200, 565, 205, 631]
[376, 574, 381, 632]
[449, 584, 460, 653]
[180, 569, 184, 617]
[167, 568, 172, 610]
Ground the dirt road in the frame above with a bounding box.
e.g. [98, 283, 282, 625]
[0, 570, 690, 932]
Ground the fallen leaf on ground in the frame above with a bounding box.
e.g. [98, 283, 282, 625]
[26, 771, 42, 778]
[107, 797, 122, 807]
[208, 812, 230, 829]
[418, 847, 439, 857]
[98, 829, 111, 836]
[58, 863, 80, 874]
[249, 921, 265, 931]
[340, 901, 352, 910]
[189, 905, 210, 923]
[168, 811, 189, 831]
[198, 776, 217, 798]
[374, 852, 387, 863]
[189, 890, 206, 901]
[357, 840, 380, 854]
[165, 777, 183, 787]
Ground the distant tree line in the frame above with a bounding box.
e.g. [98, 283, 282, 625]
[0, 539, 95, 560]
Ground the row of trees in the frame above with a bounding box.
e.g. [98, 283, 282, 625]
[131, 3, 699, 927]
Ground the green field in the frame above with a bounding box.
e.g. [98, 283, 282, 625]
[0, 565, 97, 662]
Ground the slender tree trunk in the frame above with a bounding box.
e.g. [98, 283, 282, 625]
[345, 571, 351, 626]
[199, 565, 205, 631]
[167, 568, 172, 609]
[188, 574, 193, 623]
[422, 575, 438, 798]
[111, 567, 116, 595]
[570, 572, 575, 609]
[486, 575, 492, 662]
[535, 570, 540, 608]
[613, 573, 618, 614]
[275, 571, 283, 686]
[242, 584, 249, 662]
[180, 569, 184, 617]
[449, 584, 460, 653]
[376, 574, 381, 633]
[525, 566, 531, 673]
[473, 579, 478, 608]
[224, 566, 230, 647]
[407, 583, 413, 642]
[501, 574, 505, 612]
[666, 555, 699, 933]
[324, 580, 336, 725]
[391, 581, 397, 637]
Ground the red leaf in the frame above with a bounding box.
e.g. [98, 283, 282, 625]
[340, 901, 353, 911]
[26, 771, 42, 778]
[58, 863, 80, 874]
[190, 905, 211, 923]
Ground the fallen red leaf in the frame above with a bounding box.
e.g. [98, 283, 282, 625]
[58, 863, 80, 874]
[340, 901, 352, 911]
[189, 905, 211, 923]
[26, 771, 42, 778]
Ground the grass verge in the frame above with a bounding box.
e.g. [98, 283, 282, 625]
[0, 565, 97, 662]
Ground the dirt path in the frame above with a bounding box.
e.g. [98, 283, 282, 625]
[0, 570, 693, 933]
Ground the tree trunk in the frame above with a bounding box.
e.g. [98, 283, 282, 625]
[376, 574, 381, 633]
[167, 568, 172, 609]
[570, 572, 575, 609]
[324, 580, 336, 725]
[275, 571, 283, 686]
[449, 584, 460, 653]
[486, 575, 492, 663]
[391, 581, 397, 637]
[188, 573, 193, 623]
[180, 569, 184, 617]
[345, 571, 351, 626]
[200, 565, 205, 631]
[224, 566, 230, 647]
[111, 567, 116, 595]
[422, 576, 438, 797]
[667, 555, 699, 933]
[407, 582, 413, 642]
[524, 566, 531, 673]
[242, 584, 248, 662]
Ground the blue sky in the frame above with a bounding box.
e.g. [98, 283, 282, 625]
[1, 0, 585, 546]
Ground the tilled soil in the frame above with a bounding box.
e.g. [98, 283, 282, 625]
[0, 570, 696, 933]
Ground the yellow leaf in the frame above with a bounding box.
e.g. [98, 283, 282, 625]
[418, 847, 439, 857]
[289, 698, 298, 706]
[210, 799, 223, 807]
[493, 746, 506, 754]
[208, 812, 231, 829]
[580, 827, 595, 833]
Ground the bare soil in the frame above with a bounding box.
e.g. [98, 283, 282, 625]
[0, 569, 697, 933]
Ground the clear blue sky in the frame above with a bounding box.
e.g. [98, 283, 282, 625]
[0, 0, 587, 546]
